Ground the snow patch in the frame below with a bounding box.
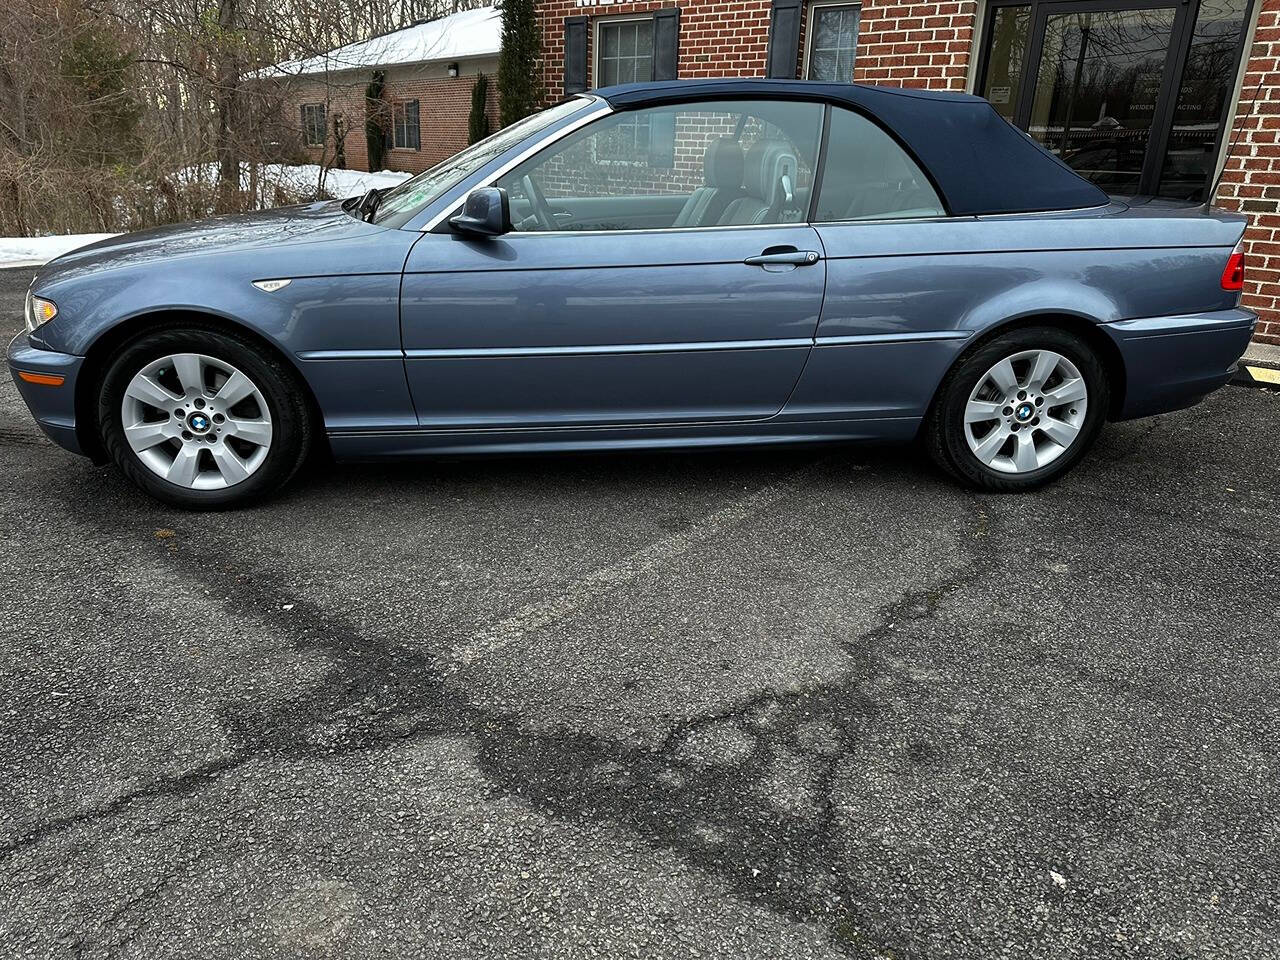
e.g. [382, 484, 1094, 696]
[0, 234, 119, 269]
[178, 163, 412, 199]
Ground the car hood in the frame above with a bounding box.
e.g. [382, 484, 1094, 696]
[35, 201, 374, 284]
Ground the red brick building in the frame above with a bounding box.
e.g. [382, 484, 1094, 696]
[536, 0, 1280, 344]
[264, 6, 502, 175]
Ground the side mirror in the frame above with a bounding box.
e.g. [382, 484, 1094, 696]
[449, 186, 511, 237]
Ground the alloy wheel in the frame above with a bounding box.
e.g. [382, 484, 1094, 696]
[963, 348, 1089, 474]
[120, 352, 273, 490]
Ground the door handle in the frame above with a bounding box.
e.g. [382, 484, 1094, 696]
[744, 249, 821, 267]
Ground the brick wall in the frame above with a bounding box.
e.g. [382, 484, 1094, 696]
[535, 0, 977, 98]
[852, 0, 977, 88]
[275, 59, 501, 176]
[537, 0, 775, 99]
[1214, 0, 1280, 345]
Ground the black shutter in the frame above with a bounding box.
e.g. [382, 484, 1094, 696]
[652, 8, 681, 81]
[564, 16, 588, 94]
[407, 100, 420, 150]
[766, 0, 802, 79]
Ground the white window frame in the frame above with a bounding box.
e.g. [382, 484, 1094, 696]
[803, 1, 862, 82]
[593, 15, 655, 88]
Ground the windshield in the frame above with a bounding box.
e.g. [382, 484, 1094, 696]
[370, 98, 594, 228]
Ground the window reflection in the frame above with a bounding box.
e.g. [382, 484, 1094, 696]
[980, 5, 1031, 123]
[1159, 0, 1249, 200]
[1028, 8, 1176, 196]
[976, 0, 1251, 200]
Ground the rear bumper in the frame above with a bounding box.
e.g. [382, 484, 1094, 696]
[7, 332, 86, 455]
[1102, 308, 1256, 420]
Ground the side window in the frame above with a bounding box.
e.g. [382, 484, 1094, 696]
[815, 107, 945, 221]
[301, 103, 326, 147]
[496, 99, 824, 232]
[392, 100, 421, 150]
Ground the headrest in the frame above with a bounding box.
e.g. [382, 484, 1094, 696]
[703, 138, 744, 189]
[743, 140, 799, 208]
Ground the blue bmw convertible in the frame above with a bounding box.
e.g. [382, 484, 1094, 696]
[8, 79, 1255, 508]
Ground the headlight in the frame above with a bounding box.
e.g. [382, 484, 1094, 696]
[24, 288, 57, 334]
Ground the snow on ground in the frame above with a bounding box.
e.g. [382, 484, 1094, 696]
[0, 234, 119, 268]
[258, 164, 412, 197]
[1, 164, 415, 267]
[180, 163, 412, 199]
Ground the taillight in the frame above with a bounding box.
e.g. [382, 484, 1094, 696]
[1221, 240, 1245, 291]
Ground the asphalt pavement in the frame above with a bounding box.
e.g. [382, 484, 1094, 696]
[2, 264, 1279, 959]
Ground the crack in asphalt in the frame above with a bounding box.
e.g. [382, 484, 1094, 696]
[2, 476, 1000, 959]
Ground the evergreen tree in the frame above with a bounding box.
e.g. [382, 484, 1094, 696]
[468, 74, 491, 144]
[364, 70, 388, 171]
[497, 0, 543, 128]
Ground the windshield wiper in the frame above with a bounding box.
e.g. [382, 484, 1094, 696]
[356, 188, 382, 223]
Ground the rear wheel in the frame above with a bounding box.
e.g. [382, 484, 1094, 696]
[927, 326, 1109, 491]
[98, 327, 313, 509]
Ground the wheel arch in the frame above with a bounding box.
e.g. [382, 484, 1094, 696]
[925, 313, 1127, 426]
[75, 308, 326, 463]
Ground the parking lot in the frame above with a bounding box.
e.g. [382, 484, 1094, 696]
[2, 263, 1279, 958]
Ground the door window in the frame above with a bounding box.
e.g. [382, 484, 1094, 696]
[496, 99, 824, 231]
[979, 5, 1032, 123]
[813, 108, 945, 220]
[976, 0, 1253, 200]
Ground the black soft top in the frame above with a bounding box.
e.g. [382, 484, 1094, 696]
[592, 79, 1107, 216]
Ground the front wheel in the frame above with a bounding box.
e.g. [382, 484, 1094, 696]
[98, 327, 314, 509]
[926, 326, 1110, 491]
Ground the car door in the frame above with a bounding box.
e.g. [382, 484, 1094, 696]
[786, 105, 966, 422]
[399, 98, 827, 429]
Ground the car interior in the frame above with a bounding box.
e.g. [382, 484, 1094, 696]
[497, 100, 945, 233]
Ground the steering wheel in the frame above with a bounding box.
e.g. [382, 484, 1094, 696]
[521, 174, 558, 232]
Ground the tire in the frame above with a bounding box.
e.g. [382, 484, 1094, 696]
[925, 325, 1110, 492]
[98, 326, 314, 509]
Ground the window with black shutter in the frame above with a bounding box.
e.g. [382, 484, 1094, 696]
[569, 8, 679, 95]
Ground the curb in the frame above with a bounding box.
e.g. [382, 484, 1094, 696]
[1233, 363, 1280, 389]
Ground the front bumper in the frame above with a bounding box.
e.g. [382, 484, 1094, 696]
[7, 332, 86, 455]
[1102, 308, 1257, 420]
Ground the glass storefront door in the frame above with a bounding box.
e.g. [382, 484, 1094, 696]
[976, 0, 1253, 201]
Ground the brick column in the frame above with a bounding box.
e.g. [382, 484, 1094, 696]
[1214, 0, 1280, 345]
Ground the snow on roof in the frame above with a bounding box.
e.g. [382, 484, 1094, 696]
[257, 5, 500, 79]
